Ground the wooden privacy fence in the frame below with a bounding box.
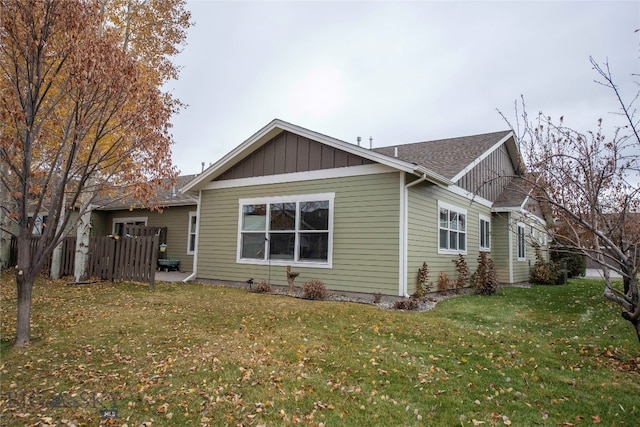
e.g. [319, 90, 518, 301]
[10, 229, 161, 288]
[9, 236, 76, 276]
[88, 234, 159, 288]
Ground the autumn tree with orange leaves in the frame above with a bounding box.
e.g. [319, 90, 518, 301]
[0, 0, 191, 346]
[502, 56, 640, 342]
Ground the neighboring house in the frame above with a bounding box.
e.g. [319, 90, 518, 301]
[181, 119, 547, 296]
[2, 175, 199, 273]
[91, 174, 199, 272]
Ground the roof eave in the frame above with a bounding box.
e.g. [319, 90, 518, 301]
[414, 166, 453, 187]
[182, 119, 451, 192]
[450, 131, 516, 183]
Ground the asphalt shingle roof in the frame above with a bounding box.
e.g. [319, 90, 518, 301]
[95, 174, 198, 210]
[373, 130, 512, 180]
[493, 175, 530, 208]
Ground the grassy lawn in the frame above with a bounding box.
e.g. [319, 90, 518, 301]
[0, 274, 638, 426]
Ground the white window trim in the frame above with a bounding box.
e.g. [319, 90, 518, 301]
[236, 193, 335, 269]
[516, 222, 526, 261]
[479, 214, 491, 252]
[112, 217, 148, 234]
[437, 201, 467, 255]
[187, 211, 197, 255]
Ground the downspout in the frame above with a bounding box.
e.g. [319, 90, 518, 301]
[508, 214, 514, 284]
[400, 173, 427, 297]
[183, 189, 202, 282]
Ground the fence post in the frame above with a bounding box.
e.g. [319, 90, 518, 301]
[149, 235, 158, 289]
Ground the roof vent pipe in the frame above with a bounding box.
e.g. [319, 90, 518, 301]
[357, 136, 361, 146]
[201, 162, 205, 173]
[369, 136, 373, 149]
[394, 146, 398, 158]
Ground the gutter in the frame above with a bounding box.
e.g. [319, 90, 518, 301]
[183, 189, 202, 283]
[399, 173, 428, 297]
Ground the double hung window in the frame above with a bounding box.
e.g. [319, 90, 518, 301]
[479, 215, 491, 251]
[438, 202, 467, 254]
[238, 193, 334, 267]
[187, 212, 197, 254]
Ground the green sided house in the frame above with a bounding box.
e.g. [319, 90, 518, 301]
[182, 119, 547, 296]
[90, 174, 199, 273]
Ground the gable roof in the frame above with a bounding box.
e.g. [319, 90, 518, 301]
[492, 175, 529, 209]
[95, 174, 198, 211]
[182, 119, 454, 192]
[373, 130, 516, 181]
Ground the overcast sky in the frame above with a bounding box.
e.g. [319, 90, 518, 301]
[165, 0, 639, 175]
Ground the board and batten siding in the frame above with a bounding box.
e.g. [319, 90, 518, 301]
[104, 205, 195, 271]
[457, 144, 515, 202]
[406, 182, 493, 291]
[217, 131, 373, 181]
[197, 172, 401, 295]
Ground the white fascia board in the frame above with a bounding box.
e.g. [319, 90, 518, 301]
[450, 131, 516, 183]
[519, 196, 546, 226]
[278, 121, 418, 173]
[492, 205, 546, 226]
[447, 185, 493, 208]
[181, 119, 285, 192]
[414, 166, 453, 187]
[203, 164, 395, 190]
[182, 119, 440, 192]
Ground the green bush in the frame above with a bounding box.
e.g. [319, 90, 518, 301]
[550, 247, 586, 278]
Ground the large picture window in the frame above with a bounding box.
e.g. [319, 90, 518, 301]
[438, 201, 467, 254]
[238, 193, 334, 267]
[479, 215, 491, 252]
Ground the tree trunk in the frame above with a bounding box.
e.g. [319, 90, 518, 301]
[50, 193, 66, 280]
[14, 232, 35, 347]
[0, 163, 12, 270]
[0, 224, 10, 270]
[15, 271, 34, 346]
[74, 208, 91, 282]
[50, 240, 63, 279]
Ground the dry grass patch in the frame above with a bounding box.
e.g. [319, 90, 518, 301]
[0, 273, 638, 426]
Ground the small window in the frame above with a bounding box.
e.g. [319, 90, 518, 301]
[112, 217, 147, 236]
[517, 223, 526, 260]
[29, 214, 48, 236]
[187, 212, 197, 255]
[479, 215, 491, 252]
[438, 201, 467, 254]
